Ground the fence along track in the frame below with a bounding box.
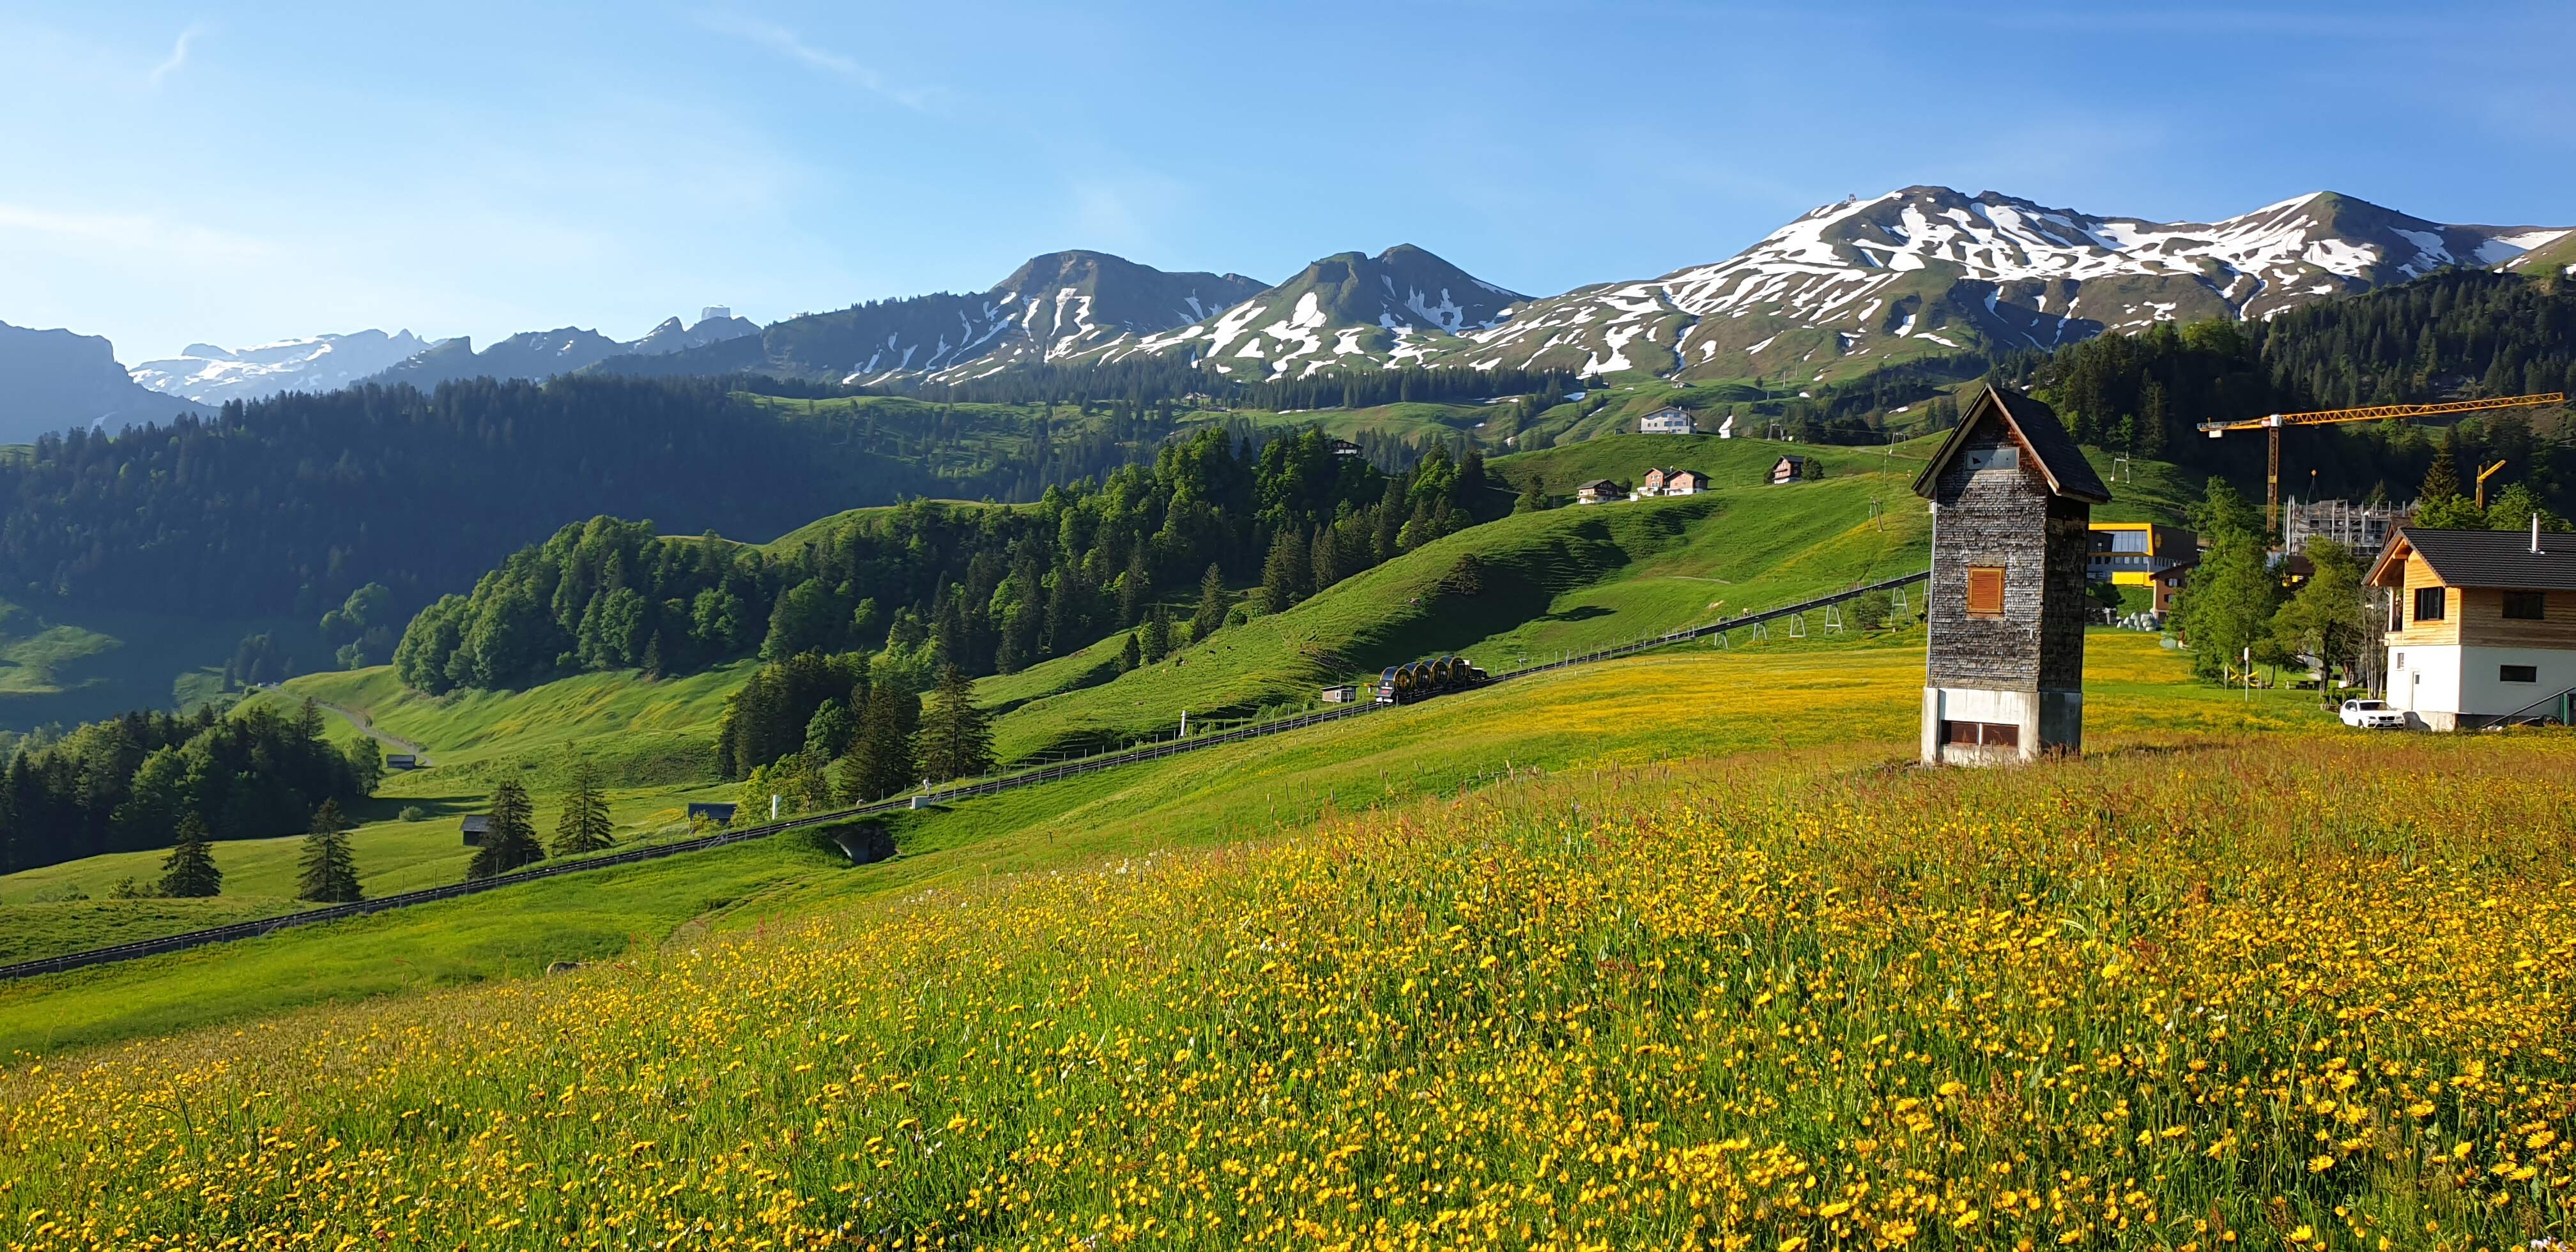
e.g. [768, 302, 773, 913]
[0, 569, 1928, 982]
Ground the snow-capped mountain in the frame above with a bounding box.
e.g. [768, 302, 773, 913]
[0, 321, 209, 443]
[130, 330, 433, 405]
[1081, 245, 1523, 381]
[599, 252, 1267, 385]
[1416, 187, 2572, 385]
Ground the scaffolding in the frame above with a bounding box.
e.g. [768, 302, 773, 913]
[2281, 497, 2409, 556]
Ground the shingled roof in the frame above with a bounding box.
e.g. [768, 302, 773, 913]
[1912, 385, 2112, 504]
[2368, 525, 2576, 591]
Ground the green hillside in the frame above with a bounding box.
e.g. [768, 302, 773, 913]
[0, 599, 312, 733]
[0, 632, 2326, 1056]
[982, 436, 1935, 762]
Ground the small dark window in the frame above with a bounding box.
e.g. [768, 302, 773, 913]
[1942, 720, 2019, 748]
[1965, 566, 2005, 617]
[2412, 586, 2446, 623]
[2501, 664, 2540, 684]
[2503, 591, 2546, 621]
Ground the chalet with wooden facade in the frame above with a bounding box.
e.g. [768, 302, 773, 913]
[1770, 455, 1809, 484]
[1638, 467, 1675, 496]
[1913, 385, 2110, 764]
[1575, 479, 1623, 505]
[1638, 407, 1696, 435]
[1664, 469, 1710, 496]
[2368, 523, 2576, 729]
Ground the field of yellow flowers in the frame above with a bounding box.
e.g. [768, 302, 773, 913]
[5, 731, 2573, 1251]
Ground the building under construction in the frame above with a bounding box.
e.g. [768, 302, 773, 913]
[2282, 498, 2411, 556]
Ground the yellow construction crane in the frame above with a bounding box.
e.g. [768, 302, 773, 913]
[2198, 392, 2566, 537]
[2476, 459, 2509, 510]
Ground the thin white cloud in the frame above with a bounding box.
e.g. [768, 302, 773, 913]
[147, 24, 203, 88]
[0, 201, 272, 263]
[692, 11, 930, 111]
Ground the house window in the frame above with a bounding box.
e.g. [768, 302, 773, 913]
[2412, 586, 2446, 623]
[1965, 566, 2005, 617]
[2393, 651, 2405, 671]
[2503, 590, 2546, 620]
[1941, 720, 2020, 748]
[2501, 664, 2539, 684]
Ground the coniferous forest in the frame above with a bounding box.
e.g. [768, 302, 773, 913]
[396, 429, 1501, 725]
[0, 699, 379, 873]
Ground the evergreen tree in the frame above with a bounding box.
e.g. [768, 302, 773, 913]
[466, 781, 543, 880]
[296, 799, 362, 903]
[802, 698, 857, 761]
[1119, 631, 1142, 673]
[1143, 605, 1173, 663]
[1189, 563, 1227, 643]
[1259, 527, 1309, 613]
[2411, 432, 2484, 526]
[550, 759, 615, 857]
[2177, 480, 2286, 683]
[916, 665, 994, 784]
[843, 680, 920, 802]
[1514, 475, 1545, 514]
[158, 813, 222, 897]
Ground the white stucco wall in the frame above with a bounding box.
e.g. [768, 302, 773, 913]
[2388, 644, 2576, 722]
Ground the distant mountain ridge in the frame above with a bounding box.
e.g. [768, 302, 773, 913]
[0, 321, 209, 443]
[597, 252, 1267, 385]
[358, 308, 760, 390]
[131, 330, 433, 405]
[40, 185, 2576, 416]
[1406, 187, 2572, 386]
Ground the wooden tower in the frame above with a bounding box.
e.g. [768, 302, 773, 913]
[1912, 385, 2110, 765]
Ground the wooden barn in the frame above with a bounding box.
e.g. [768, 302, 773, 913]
[459, 814, 488, 846]
[1912, 385, 2110, 764]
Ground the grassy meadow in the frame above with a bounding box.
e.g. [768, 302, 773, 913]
[0, 632, 2322, 1057]
[4, 692, 2568, 1248]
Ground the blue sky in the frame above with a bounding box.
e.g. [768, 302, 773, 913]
[3, 1, 2570, 363]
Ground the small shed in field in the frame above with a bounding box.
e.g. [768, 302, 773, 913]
[459, 814, 489, 846]
[1319, 683, 1360, 703]
[1912, 385, 2110, 764]
[383, 752, 418, 770]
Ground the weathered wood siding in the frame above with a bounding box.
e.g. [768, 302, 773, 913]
[1925, 425, 2092, 692]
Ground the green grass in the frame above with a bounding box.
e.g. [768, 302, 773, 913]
[0, 630, 2329, 1057]
[987, 438, 1934, 761]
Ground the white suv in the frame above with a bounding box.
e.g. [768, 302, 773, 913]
[2339, 699, 2406, 729]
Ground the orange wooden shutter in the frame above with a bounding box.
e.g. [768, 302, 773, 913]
[1966, 567, 2005, 616]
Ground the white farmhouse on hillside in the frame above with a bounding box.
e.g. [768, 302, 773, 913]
[1637, 407, 1695, 434]
[2368, 524, 2576, 729]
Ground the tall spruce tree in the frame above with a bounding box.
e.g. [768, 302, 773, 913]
[917, 665, 995, 784]
[158, 813, 222, 898]
[296, 799, 362, 903]
[1259, 527, 1309, 613]
[550, 759, 615, 857]
[466, 781, 543, 880]
[1190, 564, 1227, 642]
[1142, 605, 1173, 663]
[842, 680, 920, 802]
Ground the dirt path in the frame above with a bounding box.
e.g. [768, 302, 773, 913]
[314, 701, 433, 767]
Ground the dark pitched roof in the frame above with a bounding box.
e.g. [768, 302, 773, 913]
[1774, 454, 1807, 466]
[2370, 525, 2576, 590]
[1912, 385, 2112, 504]
[459, 814, 489, 832]
[1577, 478, 1620, 491]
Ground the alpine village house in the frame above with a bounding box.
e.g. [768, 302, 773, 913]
[1914, 385, 2110, 764]
[2368, 521, 2576, 729]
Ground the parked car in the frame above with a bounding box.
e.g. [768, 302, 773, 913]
[2339, 699, 2406, 729]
